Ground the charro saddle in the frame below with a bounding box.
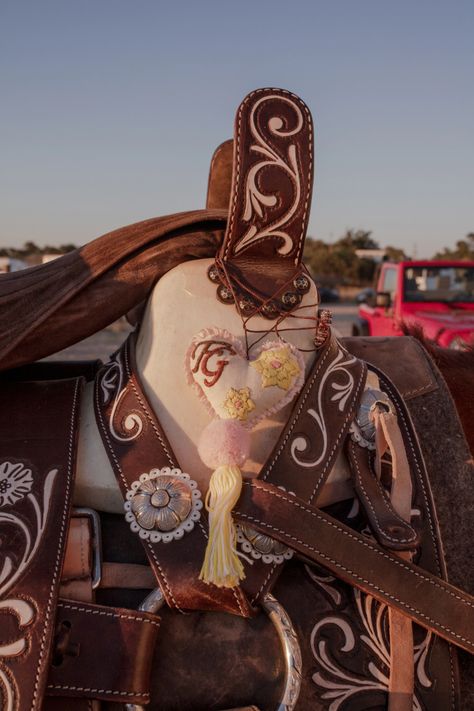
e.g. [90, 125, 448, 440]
[1, 88, 473, 711]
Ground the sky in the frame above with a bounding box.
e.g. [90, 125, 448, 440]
[1, 0, 473, 258]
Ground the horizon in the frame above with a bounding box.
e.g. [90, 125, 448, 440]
[1, 1, 473, 259]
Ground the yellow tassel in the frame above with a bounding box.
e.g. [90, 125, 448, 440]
[199, 464, 245, 588]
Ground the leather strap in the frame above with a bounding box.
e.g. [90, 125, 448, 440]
[243, 335, 367, 601]
[347, 441, 419, 551]
[215, 88, 314, 309]
[46, 600, 159, 704]
[0, 377, 83, 711]
[235, 479, 474, 654]
[94, 336, 251, 617]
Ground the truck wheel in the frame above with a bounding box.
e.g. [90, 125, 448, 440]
[352, 319, 370, 337]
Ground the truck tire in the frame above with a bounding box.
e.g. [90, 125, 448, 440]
[352, 319, 370, 337]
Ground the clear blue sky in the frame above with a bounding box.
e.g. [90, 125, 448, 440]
[1, 0, 473, 257]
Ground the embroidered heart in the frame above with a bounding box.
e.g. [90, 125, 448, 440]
[185, 327, 305, 428]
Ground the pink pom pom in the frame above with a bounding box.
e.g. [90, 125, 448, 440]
[198, 419, 251, 469]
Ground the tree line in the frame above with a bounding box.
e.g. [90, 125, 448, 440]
[2, 231, 473, 286]
[303, 230, 474, 286]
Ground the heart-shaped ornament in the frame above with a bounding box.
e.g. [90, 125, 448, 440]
[185, 327, 305, 427]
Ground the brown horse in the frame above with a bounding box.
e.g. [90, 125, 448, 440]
[404, 324, 474, 455]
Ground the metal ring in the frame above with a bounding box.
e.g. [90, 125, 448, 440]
[125, 588, 302, 711]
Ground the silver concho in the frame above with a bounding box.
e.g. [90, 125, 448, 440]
[238, 523, 293, 564]
[124, 467, 202, 542]
[350, 388, 395, 449]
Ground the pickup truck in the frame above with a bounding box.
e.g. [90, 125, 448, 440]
[353, 260, 474, 349]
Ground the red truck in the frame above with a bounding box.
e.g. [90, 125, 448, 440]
[354, 260, 474, 349]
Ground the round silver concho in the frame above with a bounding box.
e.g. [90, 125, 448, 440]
[350, 388, 395, 449]
[124, 467, 202, 542]
[125, 587, 302, 711]
[238, 523, 294, 564]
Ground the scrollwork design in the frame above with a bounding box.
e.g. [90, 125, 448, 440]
[0, 465, 57, 711]
[233, 94, 306, 257]
[309, 583, 432, 710]
[100, 359, 143, 442]
[290, 347, 356, 468]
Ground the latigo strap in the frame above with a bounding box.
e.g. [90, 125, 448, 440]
[235, 479, 474, 654]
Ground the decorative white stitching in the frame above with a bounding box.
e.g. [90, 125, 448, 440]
[223, 87, 312, 264]
[238, 501, 474, 648]
[379, 376, 443, 576]
[349, 441, 417, 544]
[308, 359, 366, 503]
[251, 563, 277, 606]
[57, 602, 160, 628]
[124, 347, 175, 466]
[31, 380, 80, 710]
[240, 483, 474, 611]
[263, 341, 332, 479]
[402, 382, 434, 398]
[94, 368, 182, 613]
[46, 684, 149, 697]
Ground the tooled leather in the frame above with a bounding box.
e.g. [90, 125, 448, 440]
[46, 600, 159, 703]
[218, 88, 313, 302]
[94, 335, 252, 617]
[242, 335, 367, 601]
[342, 336, 438, 401]
[235, 479, 474, 655]
[347, 441, 419, 550]
[0, 377, 83, 711]
[95, 333, 366, 612]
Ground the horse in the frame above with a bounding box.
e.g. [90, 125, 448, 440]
[402, 323, 474, 455]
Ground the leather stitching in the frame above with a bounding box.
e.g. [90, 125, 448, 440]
[263, 342, 332, 479]
[251, 563, 277, 606]
[57, 602, 160, 628]
[349, 441, 417, 544]
[379, 376, 443, 575]
[126, 343, 248, 618]
[402, 382, 434, 398]
[238, 500, 474, 649]
[31, 379, 80, 710]
[94, 370, 182, 612]
[308, 360, 366, 503]
[223, 87, 312, 264]
[46, 684, 149, 697]
[124, 348, 175, 466]
[241, 483, 474, 610]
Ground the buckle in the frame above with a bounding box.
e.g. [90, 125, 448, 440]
[125, 589, 302, 711]
[71, 507, 102, 590]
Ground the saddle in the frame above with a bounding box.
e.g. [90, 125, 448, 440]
[1, 88, 473, 711]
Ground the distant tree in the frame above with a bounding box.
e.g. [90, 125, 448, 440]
[385, 245, 408, 261]
[335, 229, 379, 251]
[433, 233, 474, 260]
[0, 240, 78, 259]
[22, 241, 42, 255]
[304, 229, 378, 285]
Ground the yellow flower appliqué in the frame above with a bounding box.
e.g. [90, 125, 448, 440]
[251, 347, 301, 390]
[223, 387, 256, 421]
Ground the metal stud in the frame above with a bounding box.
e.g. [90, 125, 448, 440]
[207, 264, 222, 283]
[217, 284, 235, 304]
[293, 274, 311, 293]
[281, 291, 301, 309]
